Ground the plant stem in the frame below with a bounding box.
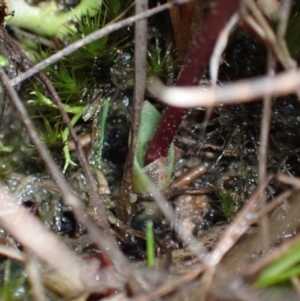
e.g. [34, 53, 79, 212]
[145, 0, 241, 165]
[117, 0, 148, 223]
[146, 221, 155, 267]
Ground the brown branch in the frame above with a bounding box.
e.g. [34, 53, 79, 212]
[118, 0, 148, 223]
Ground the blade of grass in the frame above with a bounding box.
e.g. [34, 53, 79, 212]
[146, 220, 155, 267]
[94, 99, 110, 163]
[256, 265, 300, 287]
[256, 241, 300, 284]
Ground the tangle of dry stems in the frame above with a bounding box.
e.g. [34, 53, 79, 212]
[1, 0, 300, 300]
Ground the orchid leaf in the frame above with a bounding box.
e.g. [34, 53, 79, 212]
[133, 101, 175, 193]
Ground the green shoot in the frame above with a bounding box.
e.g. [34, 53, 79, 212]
[213, 188, 238, 219]
[63, 8, 127, 76]
[47, 63, 88, 103]
[146, 220, 155, 267]
[38, 115, 64, 148]
[29, 90, 85, 115]
[133, 101, 175, 193]
[94, 99, 110, 165]
[255, 240, 300, 287]
[62, 111, 83, 172]
[147, 43, 174, 81]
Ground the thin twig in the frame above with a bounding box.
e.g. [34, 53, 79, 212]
[118, 0, 148, 223]
[251, 189, 294, 225]
[257, 53, 275, 250]
[277, 173, 300, 189]
[146, 179, 210, 263]
[243, 15, 267, 41]
[131, 266, 204, 301]
[291, 276, 300, 298]
[210, 13, 239, 85]
[277, 0, 292, 41]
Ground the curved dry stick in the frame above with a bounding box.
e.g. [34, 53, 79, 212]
[147, 68, 300, 108]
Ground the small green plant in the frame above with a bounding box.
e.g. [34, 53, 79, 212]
[38, 115, 64, 148]
[214, 188, 238, 219]
[46, 63, 89, 103]
[147, 42, 174, 81]
[0, 55, 9, 68]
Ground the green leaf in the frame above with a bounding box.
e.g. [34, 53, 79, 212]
[133, 101, 175, 193]
[255, 240, 300, 287]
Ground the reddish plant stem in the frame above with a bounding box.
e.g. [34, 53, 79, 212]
[145, 0, 241, 165]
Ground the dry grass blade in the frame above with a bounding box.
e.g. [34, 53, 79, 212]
[257, 53, 275, 250]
